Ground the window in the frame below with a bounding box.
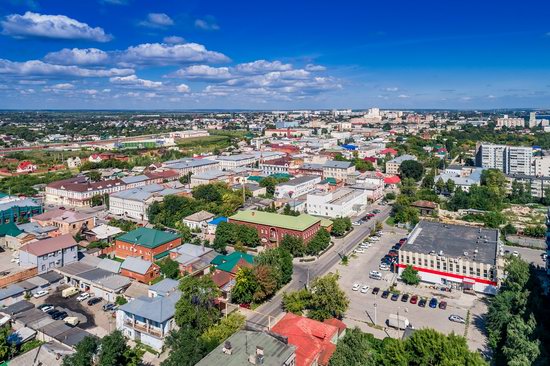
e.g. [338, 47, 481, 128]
[449, 263, 453, 272]
[462, 266, 467, 274]
[430, 260, 434, 268]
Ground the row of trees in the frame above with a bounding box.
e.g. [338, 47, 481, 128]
[212, 222, 260, 253]
[486, 256, 549, 365]
[329, 327, 486, 366]
[280, 230, 331, 257]
[231, 247, 293, 304]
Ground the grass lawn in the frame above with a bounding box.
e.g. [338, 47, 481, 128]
[386, 216, 396, 226]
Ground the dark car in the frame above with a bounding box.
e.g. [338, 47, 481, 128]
[389, 249, 398, 255]
[87, 297, 101, 306]
[410, 295, 418, 304]
[418, 298, 427, 307]
[439, 301, 447, 310]
[103, 303, 116, 311]
[390, 293, 399, 301]
[381, 290, 390, 299]
[401, 294, 410, 302]
[387, 252, 398, 257]
[373, 209, 380, 214]
[48, 310, 61, 319]
[53, 311, 68, 320]
[399, 238, 407, 244]
[429, 298, 438, 308]
[372, 287, 380, 295]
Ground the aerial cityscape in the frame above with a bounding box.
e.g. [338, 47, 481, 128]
[0, 1, 549, 366]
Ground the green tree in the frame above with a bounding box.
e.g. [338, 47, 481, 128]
[200, 313, 246, 351]
[158, 257, 180, 279]
[85, 170, 101, 182]
[259, 176, 278, 197]
[175, 276, 221, 332]
[501, 314, 540, 366]
[306, 228, 331, 256]
[98, 330, 142, 366]
[0, 324, 14, 363]
[192, 184, 222, 203]
[280, 234, 305, 257]
[162, 328, 208, 366]
[308, 273, 349, 321]
[253, 264, 278, 301]
[401, 265, 421, 285]
[435, 177, 446, 193]
[385, 192, 396, 200]
[115, 295, 127, 306]
[501, 223, 517, 236]
[231, 267, 259, 304]
[421, 173, 435, 189]
[399, 160, 424, 181]
[255, 248, 293, 286]
[62, 336, 99, 366]
[282, 289, 311, 315]
[445, 179, 456, 194]
[331, 217, 351, 236]
[329, 327, 376, 366]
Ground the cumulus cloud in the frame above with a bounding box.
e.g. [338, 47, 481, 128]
[109, 74, 162, 88]
[194, 18, 219, 31]
[305, 64, 326, 71]
[51, 83, 74, 90]
[234, 60, 292, 74]
[1, 12, 112, 42]
[177, 84, 190, 93]
[44, 48, 109, 66]
[118, 42, 230, 66]
[163, 36, 185, 44]
[383, 87, 399, 92]
[140, 13, 174, 28]
[173, 65, 232, 80]
[0, 59, 133, 77]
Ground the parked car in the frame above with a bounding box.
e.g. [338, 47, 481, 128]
[449, 315, 466, 324]
[379, 263, 390, 271]
[512, 251, 519, 257]
[38, 304, 54, 313]
[429, 298, 438, 308]
[372, 287, 380, 295]
[390, 293, 399, 301]
[373, 209, 380, 214]
[401, 294, 410, 302]
[76, 293, 90, 302]
[352, 283, 361, 291]
[360, 285, 370, 294]
[388, 249, 398, 255]
[53, 311, 68, 320]
[239, 303, 251, 309]
[439, 301, 447, 310]
[381, 290, 390, 299]
[410, 295, 418, 304]
[48, 310, 61, 319]
[399, 238, 407, 244]
[354, 248, 365, 254]
[102, 303, 116, 311]
[369, 271, 382, 280]
[33, 290, 49, 298]
[418, 298, 427, 307]
[87, 297, 101, 306]
[387, 252, 398, 257]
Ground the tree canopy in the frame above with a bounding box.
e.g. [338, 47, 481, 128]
[399, 160, 425, 181]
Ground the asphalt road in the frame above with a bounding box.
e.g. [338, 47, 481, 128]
[247, 203, 392, 329]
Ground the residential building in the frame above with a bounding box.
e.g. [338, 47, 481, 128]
[109, 184, 183, 221]
[0, 284, 25, 307]
[322, 161, 355, 183]
[229, 210, 321, 247]
[0, 198, 42, 226]
[411, 200, 438, 216]
[398, 221, 502, 295]
[120, 256, 160, 284]
[196, 330, 297, 366]
[45, 176, 127, 207]
[8, 341, 74, 366]
[82, 224, 123, 243]
[115, 227, 182, 261]
[211, 251, 255, 276]
[496, 116, 525, 128]
[31, 209, 96, 236]
[260, 157, 294, 176]
[385, 154, 417, 175]
[169, 243, 217, 276]
[190, 170, 234, 188]
[181, 210, 215, 231]
[19, 234, 78, 274]
[116, 290, 180, 351]
[434, 167, 483, 192]
[533, 155, 550, 177]
[148, 278, 179, 298]
[475, 143, 533, 175]
[505, 174, 550, 199]
[275, 175, 322, 199]
[66, 157, 81, 169]
[16, 161, 37, 173]
[272, 313, 345, 366]
[275, 121, 300, 129]
[306, 188, 367, 218]
[161, 158, 219, 178]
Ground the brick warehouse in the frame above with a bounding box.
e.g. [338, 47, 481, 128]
[115, 227, 182, 261]
[229, 210, 321, 248]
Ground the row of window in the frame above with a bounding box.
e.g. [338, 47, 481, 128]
[404, 255, 493, 279]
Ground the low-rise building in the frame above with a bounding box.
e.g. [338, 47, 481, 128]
[0, 197, 43, 226]
[211, 251, 255, 276]
[109, 184, 183, 221]
[385, 154, 417, 175]
[66, 157, 81, 169]
[45, 176, 127, 207]
[398, 221, 502, 295]
[115, 227, 182, 261]
[190, 170, 234, 188]
[214, 154, 258, 170]
[31, 209, 96, 236]
[169, 243, 217, 276]
[16, 161, 37, 173]
[260, 157, 294, 176]
[161, 158, 219, 178]
[306, 188, 367, 218]
[120, 256, 160, 284]
[275, 175, 322, 199]
[19, 234, 78, 273]
[181, 210, 215, 231]
[322, 161, 355, 183]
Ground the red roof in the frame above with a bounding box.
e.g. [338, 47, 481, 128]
[20, 234, 77, 257]
[17, 161, 34, 169]
[363, 156, 377, 163]
[380, 148, 398, 156]
[384, 175, 401, 184]
[271, 313, 339, 366]
[323, 318, 347, 335]
[211, 270, 233, 287]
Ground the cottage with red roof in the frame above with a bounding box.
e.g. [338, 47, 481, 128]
[379, 148, 398, 157]
[16, 161, 37, 174]
[18, 234, 78, 273]
[271, 313, 346, 366]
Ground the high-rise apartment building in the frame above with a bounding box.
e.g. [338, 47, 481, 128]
[476, 143, 533, 175]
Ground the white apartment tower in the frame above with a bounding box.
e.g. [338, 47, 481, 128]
[476, 143, 533, 175]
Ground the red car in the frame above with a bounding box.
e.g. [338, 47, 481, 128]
[239, 303, 251, 309]
[387, 252, 398, 257]
[399, 238, 407, 244]
[410, 295, 418, 304]
[439, 301, 447, 310]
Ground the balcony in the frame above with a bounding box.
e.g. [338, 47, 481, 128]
[124, 319, 163, 338]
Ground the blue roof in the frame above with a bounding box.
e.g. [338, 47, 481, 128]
[341, 144, 357, 150]
[208, 216, 228, 225]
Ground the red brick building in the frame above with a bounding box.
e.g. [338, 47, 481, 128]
[115, 227, 182, 261]
[229, 210, 321, 247]
[120, 256, 160, 284]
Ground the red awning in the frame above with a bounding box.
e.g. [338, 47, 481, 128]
[462, 278, 476, 284]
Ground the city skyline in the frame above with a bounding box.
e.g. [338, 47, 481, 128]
[0, 0, 549, 109]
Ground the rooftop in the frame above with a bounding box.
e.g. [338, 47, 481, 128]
[230, 210, 320, 231]
[119, 290, 181, 323]
[389, 154, 417, 164]
[183, 210, 215, 223]
[121, 256, 155, 275]
[405, 221, 499, 265]
[19, 234, 77, 257]
[32, 208, 95, 223]
[211, 251, 254, 274]
[323, 160, 353, 169]
[117, 227, 180, 248]
[279, 175, 320, 187]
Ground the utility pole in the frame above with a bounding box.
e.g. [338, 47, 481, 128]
[374, 293, 377, 325]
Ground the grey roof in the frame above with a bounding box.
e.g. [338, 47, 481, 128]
[121, 256, 153, 275]
[97, 258, 121, 273]
[192, 170, 232, 180]
[17, 222, 58, 236]
[182, 211, 215, 223]
[216, 154, 255, 161]
[148, 278, 179, 296]
[94, 274, 131, 291]
[2, 300, 34, 315]
[39, 320, 71, 338]
[405, 221, 499, 265]
[119, 291, 181, 323]
[56, 261, 96, 277]
[163, 158, 218, 170]
[78, 268, 115, 282]
[301, 163, 324, 170]
[110, 183, 179, 202]
[54, 327, 92, 347]
[389, 154, 417, 164]
[0, 198, 40, 212]
[0, 284, 25, 301]
[323, 160, 353, 169]
[196, 330, 296, 366]
[279, 175, 320, 186]
[120, 175, 149, 184]
[38, 271, 64, 284]
[123, 281, 149, 299]
[170, 243, 213, 258]
[8, 341, 74, 366]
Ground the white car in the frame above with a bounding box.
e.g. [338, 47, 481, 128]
[76, 293, 90, 302]
[40, 305, 54, 313]
[449, 315, 466, 324]
[512, 251, 519, 257]
[360, 285, 370, 294]
[352, 283, 361, 291]
[379, 263, 390, 271]
[33, 290, 49, 298]
[354, 248, 365, 254]
[352, 221, 361, 226]
[360, 243, 370, 249]
[369, 270, 383, 280]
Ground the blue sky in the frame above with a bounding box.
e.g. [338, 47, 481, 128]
[0, 0, 549, 109]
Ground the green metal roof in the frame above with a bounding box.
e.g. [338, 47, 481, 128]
[117, 227, 180, 249]
[211, 251, 254, 273]
[230, 210, 321, 231]
[320, 218, 333, 227]
[0, 223, 23, 237]
[153, 250, 171, 260]
[270, 173, 293, 179]
[247, 176, 263, 182]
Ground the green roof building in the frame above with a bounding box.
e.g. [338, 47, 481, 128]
[211, 251, 254, 274]
[116, 227, 182, 261]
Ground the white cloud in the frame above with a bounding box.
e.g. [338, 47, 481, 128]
[140, 13, 174, 28]
[177, 84, 190, 93]
[383, 87, 399, 92]
[18, 79, 46, 85]
[109, 74, 162, 88]
[305, 64, 326, 71]
[119, 43, 230, 66]
[398, 94, 410, 98]
[44, 48, 109, 65]
[163, 36, 185, 44]
[234, 60, 292, 74]
[1, 12, 112, 42]
[82, 89, 98, 95]
[194, 18, 219, 31]
[174, 65, 232, 80]
[51, 83, 74, 90]
[0, 59, 133, 77]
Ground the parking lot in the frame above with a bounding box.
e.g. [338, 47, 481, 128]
[335, 225, 478, 340]
[503, 245, 546, 268]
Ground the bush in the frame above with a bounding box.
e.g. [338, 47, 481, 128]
[401, 265, 421, 285]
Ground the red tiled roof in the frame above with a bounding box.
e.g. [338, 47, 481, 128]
[211, 270, 233, 287]
[20, 234, 77, 256]
[380, 148, 398, 155]
[363, 156, 377, 163]
[230, 258, 254, 274]
[323, 318, 347, 335]
[271, 313, 339, 366]
[145, 170, 179, 180]
[412, 200, 438, 209]
[384, 175, 401, 184]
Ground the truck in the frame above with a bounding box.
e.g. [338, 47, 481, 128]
[64, 316, 80, 326]
[387, 314, 410, 330]
[62, 287, 79, 298]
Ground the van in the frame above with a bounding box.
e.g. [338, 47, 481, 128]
[64, 317, 80, 326]
[62, 287, 79, 298]
[369, 270, 382, 280]
[387, 314, 410, 329]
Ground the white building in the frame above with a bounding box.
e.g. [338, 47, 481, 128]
[476, 143, 533, 175]
[275, 175, 322, 199]
[66, 157, 81, 169]
[385, 154, 417, 175]
[213, 154, 258, 170]
[306, 188, 367, 218]
[109, 184, 183, 221]
[322, 160, 356, 183]
[190, 170, 234, 188]
[533, 155, 550, 177]
[496, 117, 525, 129]
[162, 158, 219, 177]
